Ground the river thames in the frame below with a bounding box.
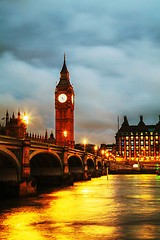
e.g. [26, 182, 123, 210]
[1, 174, 160, 240]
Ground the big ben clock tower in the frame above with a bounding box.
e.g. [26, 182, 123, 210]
[55, 54, 74, 148]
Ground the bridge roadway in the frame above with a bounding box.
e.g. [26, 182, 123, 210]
[0, 135, 107, 197]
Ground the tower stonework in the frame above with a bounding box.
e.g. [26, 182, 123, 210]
[55, 55, 74, 148]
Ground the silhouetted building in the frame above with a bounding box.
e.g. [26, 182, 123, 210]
[116, 115, 160, 161]
[0, 110, 27, 138]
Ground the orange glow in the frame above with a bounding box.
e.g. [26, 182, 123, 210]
[94, 145, 98, 151]
[83, 139, 87, 145]
[101, 150, 105, 155]
[23, 114, 28, 125]
[63, 130, 67, 138]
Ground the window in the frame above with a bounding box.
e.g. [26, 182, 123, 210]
[145, 136, 148, 140]
[141, 141, 144, 145]
[151, 141, 153, 145]
[126, 136, 129, 140]
[126, 141, 129, 145]
[156, 136, 158, 140]
[136, 136, 139, 140]
[150, 136, 153, 140]
[141, 132, 143, 135]
[145, 141, 149, 145]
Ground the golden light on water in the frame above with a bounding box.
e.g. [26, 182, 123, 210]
[1, 175, 160, 239]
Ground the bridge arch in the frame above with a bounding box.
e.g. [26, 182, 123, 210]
[30, 151, 63, 187]
[0, 148, 20, 196]
[0, 148, 20, 181]
[87, 158, 96, 177]
[97, 160, 102, 170]
[68, 155, 84, 181]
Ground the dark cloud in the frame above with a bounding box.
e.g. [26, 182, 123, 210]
[0, 0, 160, 145]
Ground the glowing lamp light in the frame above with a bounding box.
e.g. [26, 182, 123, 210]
[133, 164, 138, 168]
[63, 131, 67, 138]
[94, 145, 98, 151]
[83, 139, 87, 145]
[101, 150, 105, 155]
[83, 139, 87, 152]
[23, 115, 28, 125]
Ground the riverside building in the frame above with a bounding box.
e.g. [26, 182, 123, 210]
[115, 116, 160, 162]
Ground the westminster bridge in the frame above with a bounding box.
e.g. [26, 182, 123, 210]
[0, 135, 108, 197]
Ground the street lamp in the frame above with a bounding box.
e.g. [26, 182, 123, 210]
[83, 139, 87, 152]
[94, 145, 98, 156]
[101, 150, 105, 157]
[63, 130, 67, 146]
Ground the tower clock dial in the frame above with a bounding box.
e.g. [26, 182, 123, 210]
[58, 94, 67, 103]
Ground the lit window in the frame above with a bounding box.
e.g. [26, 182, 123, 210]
[156, 141, 159, 144]
[141, 132, 143, 135]
[136, 136, 139, 140]
[136, 141, 139, 145]
[126, 146, 129, 150]
[141, 146, 144, 150]
[145, 136, 148, 140]
[136, 146, 139, 150]
[150, 132, 153, 135]
[141, 136, 143, 140]
[131, 136, 134, 140]
[146, 146, 149, 150]
[127, 152, 129, 156]
[126, 141, 129, 145]
[150, 136, 153, 140]
[151, 141, 153, 145]
[156, 136, 158, 139]
[141, 141, 144, 145]
[126, 136, 129, 140]
[145, 141, 148, 145]
[131, 141, 134, 145]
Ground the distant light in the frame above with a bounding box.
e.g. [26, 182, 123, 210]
[23, 115, 28, 125]
[94, 145, 98, 151]
[83, 139, 87, 145]
[63, 130, 67, 138]
[101, 150, 105, 155]
[133, 164, 138, 168]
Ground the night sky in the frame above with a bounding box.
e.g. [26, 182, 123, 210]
[0, 0, 160, 145]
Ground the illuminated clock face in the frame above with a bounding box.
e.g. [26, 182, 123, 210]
[58, 94, 67, 103]
[71, 94, 74, 104]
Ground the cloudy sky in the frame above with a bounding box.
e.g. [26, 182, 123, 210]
[0, 0, 160, 145]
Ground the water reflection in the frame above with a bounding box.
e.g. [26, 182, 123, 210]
[1, 175, 160, 239]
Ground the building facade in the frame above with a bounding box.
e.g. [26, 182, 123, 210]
[0, 110, 27, 138]
[115, 116, 160, 161]
[55, 55, 74, 148]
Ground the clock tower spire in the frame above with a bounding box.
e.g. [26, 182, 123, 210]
[55, 54, 74, 148]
